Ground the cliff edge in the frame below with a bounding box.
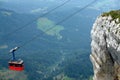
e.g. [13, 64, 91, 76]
[90, 10, 120, 80]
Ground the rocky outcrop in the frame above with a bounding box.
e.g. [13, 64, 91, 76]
[90, 10, 120, 80]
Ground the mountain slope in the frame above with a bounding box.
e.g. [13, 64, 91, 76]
[0, 7, 96, 80]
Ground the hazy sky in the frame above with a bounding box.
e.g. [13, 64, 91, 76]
[91, 0, 120, 11]
[0, 0, 120, 11]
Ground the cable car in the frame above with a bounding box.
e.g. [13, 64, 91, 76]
[8, 47, 24, 71]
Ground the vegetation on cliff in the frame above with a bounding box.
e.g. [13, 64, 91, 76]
[102, 10, 120, 22]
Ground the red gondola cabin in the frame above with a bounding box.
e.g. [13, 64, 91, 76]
[9, 60, 24, 71]
[9, 47, 24, 71]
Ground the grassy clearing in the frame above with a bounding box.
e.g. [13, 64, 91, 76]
[37, 18, 64, 39]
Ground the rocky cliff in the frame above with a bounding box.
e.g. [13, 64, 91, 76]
[90, 10, 120, 80]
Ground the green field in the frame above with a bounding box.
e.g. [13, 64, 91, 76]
[37, 18, 64, 40]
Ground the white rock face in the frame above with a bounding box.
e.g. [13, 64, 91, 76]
[90, 15, 120, 80]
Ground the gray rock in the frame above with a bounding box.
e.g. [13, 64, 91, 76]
[90, 13, 120, 80]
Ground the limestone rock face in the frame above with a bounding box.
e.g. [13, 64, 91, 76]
[90, 10, 120, 80]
